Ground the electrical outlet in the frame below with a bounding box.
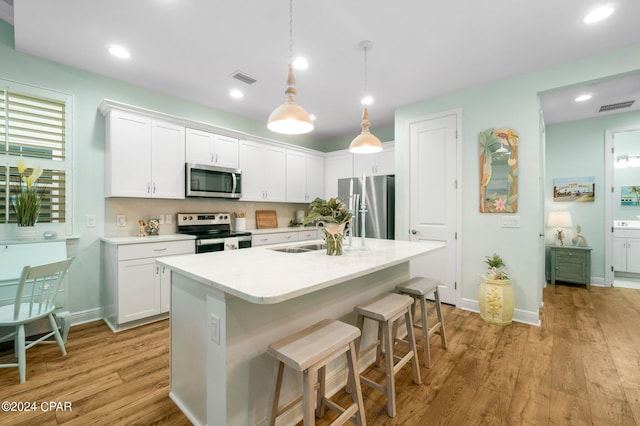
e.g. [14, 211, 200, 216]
[165, 214, 172, 225]
[116, 215, 126, 227]
[210, 313, 220, 345]
[86, 214, 97, 228]
[158, 215, 165, 225]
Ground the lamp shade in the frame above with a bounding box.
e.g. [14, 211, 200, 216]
[268, 65, 314, 135]
[547, 211, 572, 228]
[349, 107, 383, 154]
[267, 102, 314, 135]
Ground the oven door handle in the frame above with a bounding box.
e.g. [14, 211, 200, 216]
[197, 238, 225, 246]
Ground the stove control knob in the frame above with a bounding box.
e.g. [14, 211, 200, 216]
[182, 216, 188, 221]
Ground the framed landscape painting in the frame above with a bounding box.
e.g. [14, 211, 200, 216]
[621, 186, 640, 206]
[553, 176, 595, 202]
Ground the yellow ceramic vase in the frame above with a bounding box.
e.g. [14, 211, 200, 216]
[478, 277, 514, 325]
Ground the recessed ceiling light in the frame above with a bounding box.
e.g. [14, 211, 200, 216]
[575, 94, 593, 102]
[584, 6, 614, 23]
[108, 45, 130, 59]
[229, 89, 244, 99]
[360, 96, 374, 106]
[310, 114, 316, 121]
[292, 57, 309, 70]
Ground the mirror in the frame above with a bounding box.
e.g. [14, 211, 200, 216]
[613, 129, 640, 222]
[479, 128, 519, 212]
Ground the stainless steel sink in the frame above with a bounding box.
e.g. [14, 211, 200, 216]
[270, 243, 326, 253]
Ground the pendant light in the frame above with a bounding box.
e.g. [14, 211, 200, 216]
[349, 40, 383, 154]
[267, 0, 314, 135]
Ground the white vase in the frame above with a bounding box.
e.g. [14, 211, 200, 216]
[234, 218, 246, 231]
[15, 226, 37, 240]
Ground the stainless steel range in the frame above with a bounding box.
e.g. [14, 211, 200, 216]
[177, 213, 252, 253]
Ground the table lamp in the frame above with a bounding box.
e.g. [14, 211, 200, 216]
[548, 211, 572, 246]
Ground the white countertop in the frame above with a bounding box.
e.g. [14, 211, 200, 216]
[100, 233, 195, 245]
[157, 238, 445, 304]
[250, 226, 317, 234]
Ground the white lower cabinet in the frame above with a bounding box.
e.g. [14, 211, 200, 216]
[102, 238, 195, 332]
[614, 236, 640, 273]
[252, 229, 320, 246]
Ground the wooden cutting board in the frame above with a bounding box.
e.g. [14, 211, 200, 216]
[256, 210, 278, 229]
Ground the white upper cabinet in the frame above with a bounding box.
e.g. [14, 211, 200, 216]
[324, 150, 354, 199]
[239, 140, 286, 202]
[306, 154, 324, 201]
[152, 121, 187, 198]
[185, 128, 239, 169]
[286, 150, 324, 203]
[353, 142, 395, 177]
[105, 109, 185, 199]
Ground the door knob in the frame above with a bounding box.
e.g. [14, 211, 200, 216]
[411, 229, 418, 235]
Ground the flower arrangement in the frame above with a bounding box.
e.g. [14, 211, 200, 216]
[483, 253, 509, 280]
[303, 197, 352, 225]
[303, 197, 352, 255]
[11, 160, 43, 227]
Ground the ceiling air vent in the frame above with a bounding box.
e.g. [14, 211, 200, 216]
[231, 71, 257, 85]
[598, 100, 635, 112]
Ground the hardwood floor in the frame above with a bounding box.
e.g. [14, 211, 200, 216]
[0, 284, 638, 425]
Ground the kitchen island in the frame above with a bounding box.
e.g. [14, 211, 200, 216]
[157, 238, 444, 426]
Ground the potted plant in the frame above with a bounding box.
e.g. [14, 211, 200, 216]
[11, 160, 42, 239]
[303, 197, 352, 255]
[478, 253, 514, 325]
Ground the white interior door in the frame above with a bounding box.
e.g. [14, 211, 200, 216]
[408, 112, 459, 305]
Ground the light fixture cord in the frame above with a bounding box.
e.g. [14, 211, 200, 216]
[289, 0, 293, 64]
[363, 46, 368, 95]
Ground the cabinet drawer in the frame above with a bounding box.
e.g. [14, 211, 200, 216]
[252, 232, 298, 246]
[298, 229, 319, 241]
[118, 240, 195, 260]
[554, 250, 587, 261]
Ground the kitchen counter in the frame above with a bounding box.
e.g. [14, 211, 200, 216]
[160, 238, 444, 426]
[100, 233, 195, 245]
[158, 238, 440, 304]
[250, 226, 316, 234]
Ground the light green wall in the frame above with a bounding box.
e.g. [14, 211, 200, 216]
[0, 20, 318, 314]
[546, 110, 640, 281]
[395, 43, 640, 317]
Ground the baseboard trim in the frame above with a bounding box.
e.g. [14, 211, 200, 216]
[70, 307, 103, 326]
[460, 298, 540, 327]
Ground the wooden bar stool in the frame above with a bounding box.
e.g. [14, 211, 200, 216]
[396, 277, 448, 368]
[353, 292, 421, 418]
[268, 319, 366, 426]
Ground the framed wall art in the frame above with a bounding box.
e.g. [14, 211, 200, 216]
[479, 128, 519, 213]
[553, 176, 595, 202]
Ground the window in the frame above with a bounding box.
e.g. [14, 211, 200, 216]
[0, 80, 72, 235]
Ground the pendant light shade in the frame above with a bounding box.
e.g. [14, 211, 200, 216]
[349, 106, 383, 153]
[350, 41, 382, 154]
[268, 64, 314, 134]
[267, 0, 313, 135]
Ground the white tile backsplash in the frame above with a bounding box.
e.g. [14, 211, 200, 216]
[105, 198, 309, 237]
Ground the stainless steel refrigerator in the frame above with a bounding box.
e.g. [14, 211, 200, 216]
[338, 175, 395, 240]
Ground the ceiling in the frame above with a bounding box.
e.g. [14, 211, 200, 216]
[4, 0, 640, 139]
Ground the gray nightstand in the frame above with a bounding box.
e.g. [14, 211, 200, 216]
[550, 245, 592, 288]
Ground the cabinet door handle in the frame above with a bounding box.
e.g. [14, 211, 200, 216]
[153, 248, 167, 252]
[153, 183, 157, 194]
[147, 183, 151, 194]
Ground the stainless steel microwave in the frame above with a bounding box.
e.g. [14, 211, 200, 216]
[185, 163, 242, 199]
